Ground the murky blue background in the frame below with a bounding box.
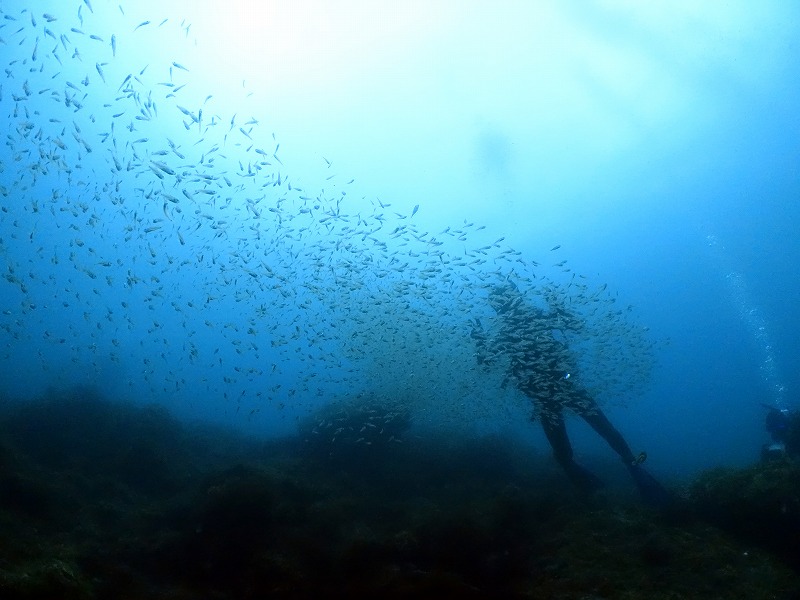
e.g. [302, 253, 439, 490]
[1, 0, 798, 481]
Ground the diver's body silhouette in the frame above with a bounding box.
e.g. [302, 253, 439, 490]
[472, 284, 668, 504]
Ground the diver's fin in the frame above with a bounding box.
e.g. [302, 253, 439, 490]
[565, 462, 605, 493]
[627, 464, 672, 507]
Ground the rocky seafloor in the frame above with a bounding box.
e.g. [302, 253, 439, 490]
[1, 390, 798, 599]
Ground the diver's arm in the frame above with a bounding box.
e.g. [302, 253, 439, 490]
[548, 298, 583, 332]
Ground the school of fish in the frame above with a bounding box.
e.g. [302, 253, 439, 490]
[0, 1, 657, 435]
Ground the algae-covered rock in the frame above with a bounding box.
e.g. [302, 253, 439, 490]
[690, 460, 800, 563]
[0, 558, 91, 600]
[298, 393, 411, 462]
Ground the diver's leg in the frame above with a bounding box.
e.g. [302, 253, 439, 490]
[571, 394, 671, 505]
[539, 404, 603, 492]
[571, 393, 637, 464]
[539, 406, 573, 465]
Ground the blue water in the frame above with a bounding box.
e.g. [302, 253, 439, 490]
[1, 0, 798, 480]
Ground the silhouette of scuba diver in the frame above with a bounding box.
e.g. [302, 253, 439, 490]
[762, 404, 800, 460]
[472, 283, 670, 505]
